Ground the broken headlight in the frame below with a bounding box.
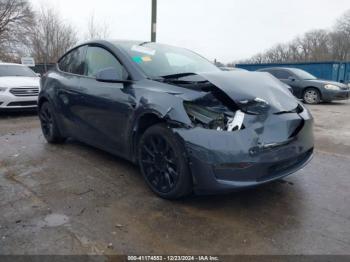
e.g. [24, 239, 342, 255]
[184, 102, 226, 130]
[184, 101, 245, 131]
[237, 98, 270, 115]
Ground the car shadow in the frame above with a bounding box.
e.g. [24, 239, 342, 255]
[174, 179, 305, 235]
[57, 135, 304, 229]
[63, 137, 301, 208]
[320, 101, 350, 106]
[185, 179, 297, 205]
[63, 137, 139, 173]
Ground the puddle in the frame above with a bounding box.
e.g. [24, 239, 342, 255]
[42, 214, 69, 227]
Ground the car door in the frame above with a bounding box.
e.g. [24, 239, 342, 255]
[76, 45, 136, 157]
[56, 45, 88, 139]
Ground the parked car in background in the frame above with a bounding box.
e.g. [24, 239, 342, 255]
[258, 67, 350, 104]
[39, 40, 314, 199]
[0, 63, 40, 110]
[236, 61, 350, 84]
[221, 67, 294, 93]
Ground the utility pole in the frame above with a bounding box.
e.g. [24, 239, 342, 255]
[151, 0, 157, 42]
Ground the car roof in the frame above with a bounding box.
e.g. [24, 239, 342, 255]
[77, 39, 153, 47]
[0, 62, 26, 66]
[258, 67, 292, 71]
[78, 39, 193, 51]
[110, 39, 145, 46]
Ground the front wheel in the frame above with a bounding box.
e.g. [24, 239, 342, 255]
[138, 124, 192, 199]
[39, 102, 66, 144]
[303, 88, 321, 104]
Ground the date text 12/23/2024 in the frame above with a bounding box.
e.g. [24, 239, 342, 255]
[127, 256, 220, 261]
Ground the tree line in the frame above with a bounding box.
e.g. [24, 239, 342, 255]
[0, 0, 109, 64]
[230, 10, 350, 65]
[3, 0, 350, 66]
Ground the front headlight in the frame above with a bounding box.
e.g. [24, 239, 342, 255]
[184, 101, 226, 130]
[237, 98, 270, 115]
[0, 87, 7, 92]
[324, 84, 340, 91]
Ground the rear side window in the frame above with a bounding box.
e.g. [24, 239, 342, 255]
[58, 46, 87, 75]
[269, 70, 292, 79]
[85, 46, 128, 80]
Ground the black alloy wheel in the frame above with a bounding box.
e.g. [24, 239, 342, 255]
[39, 102, 66, 144]
[138, 124, 192, 199]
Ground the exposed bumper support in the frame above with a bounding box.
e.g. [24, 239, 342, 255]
[174, 108, 314, 194]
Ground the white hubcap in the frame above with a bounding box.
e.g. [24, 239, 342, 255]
[305, 90, 319, 104]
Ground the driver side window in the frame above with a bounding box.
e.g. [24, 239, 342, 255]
[271, 70, 292, 80]
[85, 46, 128, 80]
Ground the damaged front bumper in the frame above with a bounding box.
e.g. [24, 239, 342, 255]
[173, 107, 314, 194]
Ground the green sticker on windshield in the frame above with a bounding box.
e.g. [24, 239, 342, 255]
[132, 56, 143, 63]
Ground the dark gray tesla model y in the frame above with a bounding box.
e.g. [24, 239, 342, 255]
[38, 40, 314, 199]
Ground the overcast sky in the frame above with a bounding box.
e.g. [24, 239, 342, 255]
[30, 0, 350, 63]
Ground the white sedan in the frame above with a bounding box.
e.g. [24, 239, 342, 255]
[0, 63, 40, 110]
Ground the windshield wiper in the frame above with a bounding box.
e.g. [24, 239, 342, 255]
[161, 72, 198, 79]
[147, 76, 165, 81]
[138, 41, 151, 46]
[160, 72, 209, 84]
[150, 73, 209, 85]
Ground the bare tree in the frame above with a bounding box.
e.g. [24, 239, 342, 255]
[0, 0, 34, 62]
[84, 13, 110, 40]
[244, 30, 333, 64]
[331, 10, 350, 60]
[238, 9, 350, 64]
[29, 5, 77, 64]
[298, 30, 331, 61]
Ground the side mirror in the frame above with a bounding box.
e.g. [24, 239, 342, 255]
[36, 73, 41, 77]
[288, 76, 296, 82]
[96, 67, 130, 83]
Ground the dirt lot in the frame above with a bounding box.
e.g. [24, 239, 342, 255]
[0, 101, 350, 255]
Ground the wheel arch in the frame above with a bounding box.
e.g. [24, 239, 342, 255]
[131, 112, 166, 162]
[38, 96, 49, 110]
[130, 109, 189, 161]
[38, 95, 67, 138]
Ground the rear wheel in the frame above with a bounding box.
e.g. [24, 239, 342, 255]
[138, 124, 192, 199]
[39, 102, 66, 144]
[303, 88, 321, 104]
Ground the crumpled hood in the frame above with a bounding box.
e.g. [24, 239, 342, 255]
[0, 77, 40, 88]
[199, 71, 299, 113]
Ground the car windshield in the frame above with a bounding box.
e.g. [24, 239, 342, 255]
[0, 65, 37, 77]
[116, 41, 221, 78]
[289, 68, 317, 80]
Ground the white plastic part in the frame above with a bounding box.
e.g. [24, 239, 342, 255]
[227, 110, 245, 131]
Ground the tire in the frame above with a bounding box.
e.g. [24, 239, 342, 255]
[39, 102, 66, 144]
[303, 88, 321, 104]
[138, 124, 192, 199]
